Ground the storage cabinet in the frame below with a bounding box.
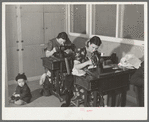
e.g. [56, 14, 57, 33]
[6, 5, 67, 81]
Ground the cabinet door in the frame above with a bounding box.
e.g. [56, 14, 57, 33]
[21, 5, 45, 77]
[44, 5, 66, 43]
[6, 5, 19, 81]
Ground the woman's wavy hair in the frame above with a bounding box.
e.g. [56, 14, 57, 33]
[86, 36, 102, 47]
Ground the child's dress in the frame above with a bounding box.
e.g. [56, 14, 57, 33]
[14, 83, 32, 103]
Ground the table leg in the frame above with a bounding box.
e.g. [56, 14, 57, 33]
[50, 70, 54, 92]
[93, 91, 97, 107]
[50, 70, 64, 102]
[84, 90, 88, 107]
[121, 89, 127, 107]
[111, 91, 116, 107]
[56, 71, 60, 95]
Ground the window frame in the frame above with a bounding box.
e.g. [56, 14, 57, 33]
[68, 4, 89, 38]
[67, 3, 146, 47]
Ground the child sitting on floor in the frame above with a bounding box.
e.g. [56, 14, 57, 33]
[10, 73, 32, 105]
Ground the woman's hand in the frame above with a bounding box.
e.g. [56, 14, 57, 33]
[45, 47, 57, 57]
[52, 47, 57, 53]
[88, 64, 96, 69]
[86, 59, 92, 65]
[64, 49, 72, 54]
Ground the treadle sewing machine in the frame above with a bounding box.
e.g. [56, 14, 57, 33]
[81, 67, 136, 107]
[41, 44, 75, 102]
[42, 50, 136, 106]
[71, 53, 136, 107]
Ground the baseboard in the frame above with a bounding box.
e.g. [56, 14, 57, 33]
[8, 75, 41, 85]
[127, 94, 137, 105]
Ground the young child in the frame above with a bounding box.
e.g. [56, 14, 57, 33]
[39, 70, 52, 96]
[10, 73, 32, 105]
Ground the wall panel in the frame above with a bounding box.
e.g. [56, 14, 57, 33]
[6, 11, 17, 48]
[7, 47, 19, 81]
[6, 6, 18, 81]
[6, 5, 17, 13]
[23, 45, 45, 77]
[44, 5, 65, 13]
[20, 5, 43, 13]
[21, 9, 44, 77]
[44, 13, 66, 43]
[21, 13, 44, 45]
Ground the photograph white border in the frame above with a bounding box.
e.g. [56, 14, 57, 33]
[2, 2, 148, 120]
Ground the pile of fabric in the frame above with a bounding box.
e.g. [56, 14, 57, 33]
[118, 54, 142, 69]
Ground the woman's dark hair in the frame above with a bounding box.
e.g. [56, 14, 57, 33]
[57, 32, 70, 42]
[87, 36, 102, 47]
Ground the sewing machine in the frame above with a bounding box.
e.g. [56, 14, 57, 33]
[54, 43, 75, 58]
[73, 65, 136, 107]
[41, 55, 74, 102]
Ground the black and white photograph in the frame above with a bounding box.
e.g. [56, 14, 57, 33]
[2, 2, 148, 120]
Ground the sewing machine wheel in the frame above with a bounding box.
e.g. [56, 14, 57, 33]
[87, 92, 94, 107]
[86, 92, 104, 107]
[52, 77, 57, 92]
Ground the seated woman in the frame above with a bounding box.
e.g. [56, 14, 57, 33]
[39, 32, 75, 96]
[61, 36, 107, 107]
[130, 61, 144, 107]
[45, 32, 75, 58]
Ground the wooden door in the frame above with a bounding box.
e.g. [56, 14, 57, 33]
[21, 5, 45, 77]
[44, 5, 66, 43]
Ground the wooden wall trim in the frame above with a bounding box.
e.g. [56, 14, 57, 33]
[16, 5, 23, 74]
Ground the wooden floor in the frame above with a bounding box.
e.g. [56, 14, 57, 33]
[6, 80, 137, 107]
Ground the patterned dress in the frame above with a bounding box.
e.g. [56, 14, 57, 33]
[72, 47, 101, 102]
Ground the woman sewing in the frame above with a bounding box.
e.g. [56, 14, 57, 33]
[45, 32, 75, 57]
[39, 32, 75, 97]
[61, 36, 107, 107]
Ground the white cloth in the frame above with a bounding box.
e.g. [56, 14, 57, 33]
[46, 70, 51, 77]
[72, 60, 86, 76]
[72, 60, 96, 76]
[39, 73, 46, 85]
[118, 54, 142, 69]
[39, 71, 51, 85]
